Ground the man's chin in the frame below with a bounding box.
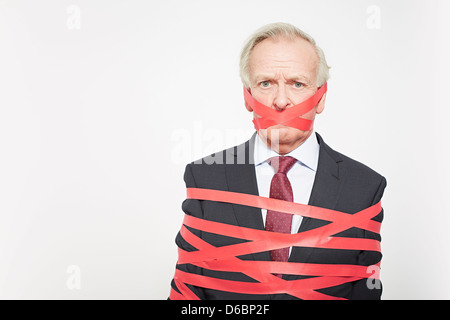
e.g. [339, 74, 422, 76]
[258, 125, 312, 153]
[262, 125, 302, 141]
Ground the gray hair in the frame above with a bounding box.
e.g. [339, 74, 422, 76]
[239, 22, 330, 89]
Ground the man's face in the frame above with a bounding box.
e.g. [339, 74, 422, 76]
[246, 36, 326, 154]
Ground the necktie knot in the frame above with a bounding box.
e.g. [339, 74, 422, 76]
[269, 156, 297, 175]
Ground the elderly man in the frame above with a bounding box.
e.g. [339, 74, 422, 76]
[169, 22, 386, 300]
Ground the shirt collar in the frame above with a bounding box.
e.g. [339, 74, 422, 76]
[253, 131, 320, 172]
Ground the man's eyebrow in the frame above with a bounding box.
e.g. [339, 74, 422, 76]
[254, 73, 276, 81]
[254, 73, 313, 84]
[286, 74, 311, 83]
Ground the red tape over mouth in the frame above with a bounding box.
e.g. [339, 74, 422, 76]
[170, 187, 382, 300]
[244, 83, 328, 131]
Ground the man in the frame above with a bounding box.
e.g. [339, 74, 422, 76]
[169, 22, 386, 300]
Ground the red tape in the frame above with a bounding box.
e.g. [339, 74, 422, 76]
[171, 187, 382, 300]
[244, 83, 327, 131]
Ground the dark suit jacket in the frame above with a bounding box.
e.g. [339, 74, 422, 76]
[171, 132, 386, 300]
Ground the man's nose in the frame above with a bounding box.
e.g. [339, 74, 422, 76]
[273, 85, 291, 111]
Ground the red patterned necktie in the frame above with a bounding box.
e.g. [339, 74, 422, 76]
[265, 156, 297, 275]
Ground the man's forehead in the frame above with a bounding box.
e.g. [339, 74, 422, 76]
[251, 36, 317, 60]
[249, 37, 318, 83]
[254, 72, 310, 82]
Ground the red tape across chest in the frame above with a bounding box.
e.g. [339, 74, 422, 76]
[170, 188, 382, 300]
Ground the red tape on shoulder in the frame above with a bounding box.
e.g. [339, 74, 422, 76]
[170, 188, 382, 300]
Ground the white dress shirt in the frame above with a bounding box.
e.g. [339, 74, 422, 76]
[253, 131, 320, 253]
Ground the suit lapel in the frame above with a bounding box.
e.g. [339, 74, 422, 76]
[224, 132, 270, 261]
[299, 133, 343, 232]
[287, 133, 344, 272]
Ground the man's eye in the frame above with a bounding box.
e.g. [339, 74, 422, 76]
[260, 81, 270, 88]
[294, 82, 303, 88]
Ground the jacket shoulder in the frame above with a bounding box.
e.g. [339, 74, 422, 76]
[338, 150, 385, 182]
[317, 133, 387, 207]
[183, 146, 237, 189]
[317, 133, 385, 183]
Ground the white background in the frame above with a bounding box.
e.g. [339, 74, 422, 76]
[0, 0, 449, 299]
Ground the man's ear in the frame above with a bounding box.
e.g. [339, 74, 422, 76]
[316, 92, 326, 114]
[245, 100, 253, 112]
[244, 88, 253, 112]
